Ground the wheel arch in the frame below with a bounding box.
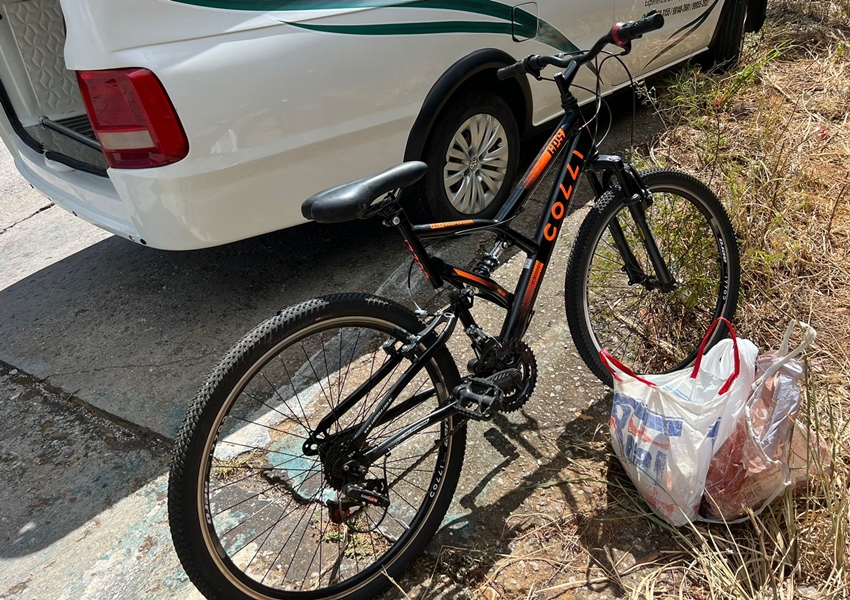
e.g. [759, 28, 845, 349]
[403, 48, 533, 163]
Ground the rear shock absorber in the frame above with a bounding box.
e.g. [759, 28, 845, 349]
[473, 240, 508, 278]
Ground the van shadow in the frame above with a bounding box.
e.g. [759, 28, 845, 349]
[0, 216, 406, 440]
[0, 216, 404, 558]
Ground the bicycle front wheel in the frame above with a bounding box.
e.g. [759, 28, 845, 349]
[168, 294, 465, 600]
[566, 169, 740, 386]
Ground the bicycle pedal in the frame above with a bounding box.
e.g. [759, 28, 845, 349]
[453, 378, 505, 420]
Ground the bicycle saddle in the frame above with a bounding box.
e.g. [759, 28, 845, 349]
[301, 161, 428, 223]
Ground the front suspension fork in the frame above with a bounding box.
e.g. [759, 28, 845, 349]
[588, 155, 676, 292]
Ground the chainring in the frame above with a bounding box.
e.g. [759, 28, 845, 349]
[492, 341, 537, 412]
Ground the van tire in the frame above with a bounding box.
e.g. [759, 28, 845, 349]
[708, 0, 748, 69]
[414, 90, 520, 222]
[745, 0, 767, 33]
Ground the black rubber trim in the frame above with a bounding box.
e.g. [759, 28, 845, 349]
[708, 0, 744, 48]
[403, 48, 533, 163]
[0, 77, 44, 153]
[0, 76, 109, 178]
[44, 151, 108, 177]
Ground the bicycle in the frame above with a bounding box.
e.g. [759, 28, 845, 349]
[168, 12, 740, 600]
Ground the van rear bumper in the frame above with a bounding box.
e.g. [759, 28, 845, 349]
[13, 138, 140, 241]
[13, 131, 313, 251]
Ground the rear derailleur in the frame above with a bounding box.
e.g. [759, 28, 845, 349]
[326, 479, 390, 528]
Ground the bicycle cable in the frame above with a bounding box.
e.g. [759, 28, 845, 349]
[406, 45, 640, 307]
[599, 50, 639, 157]
[406, 258, 426, 314]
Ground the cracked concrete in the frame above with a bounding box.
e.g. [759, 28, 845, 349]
[0, 148, 52, 233]
[0, 204, 53, 235]
[0, 365, 201, 599]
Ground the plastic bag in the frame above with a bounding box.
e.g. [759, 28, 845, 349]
[700, 321, 829, 521]
[602, 318, 759, 526]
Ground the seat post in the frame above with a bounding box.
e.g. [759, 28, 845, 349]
[383, 207, 444, 289]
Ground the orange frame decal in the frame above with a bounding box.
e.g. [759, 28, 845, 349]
[521, 260, 545, 312]
[523, 128, 566, 188]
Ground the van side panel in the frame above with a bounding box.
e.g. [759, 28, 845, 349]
[58, 1, 611, 248]
[46, 0, 716, 249]
[612, 0, 727, 84]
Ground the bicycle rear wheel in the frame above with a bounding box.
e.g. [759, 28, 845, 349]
[168, 294, 465, 600]
[565, 169, 740, 386]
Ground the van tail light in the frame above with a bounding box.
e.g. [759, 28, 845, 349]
[76, 68, 189, 169]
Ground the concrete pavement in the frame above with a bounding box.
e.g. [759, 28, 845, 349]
[0, 365, 200, 599]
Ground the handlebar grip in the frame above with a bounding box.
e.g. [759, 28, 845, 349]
[611, 10, 664, 46]
[496, 56, 531, 81]
[497, 61, 526, 80]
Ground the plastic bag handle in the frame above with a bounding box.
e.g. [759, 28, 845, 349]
[599, 349, 658, 387]
[690, 317, 740, 395]
[751, 320, 817, 396]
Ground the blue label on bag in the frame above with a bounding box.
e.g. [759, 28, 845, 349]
[611, 393, 684, 437]
[611, 392, 685, 480]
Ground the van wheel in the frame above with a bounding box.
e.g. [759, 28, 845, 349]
[708, 0, 748, 69]
[416, 90, 520, 222]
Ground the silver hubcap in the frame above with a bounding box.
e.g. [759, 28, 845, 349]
[443, 113, 509, 214]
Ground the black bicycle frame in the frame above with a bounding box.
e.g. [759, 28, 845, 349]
[405, 106, 595, 343]
[315, 73, 677, 465]
[309, 109, 597, 459]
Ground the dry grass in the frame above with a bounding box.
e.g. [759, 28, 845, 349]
[424, 2, 850, 598]
[621, 2, 850, 596]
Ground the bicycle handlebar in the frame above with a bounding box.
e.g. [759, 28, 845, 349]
[497, 11, 664, 81]
[612, 11, 665, 46]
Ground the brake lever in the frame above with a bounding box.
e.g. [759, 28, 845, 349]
[522, 56, 544, 80]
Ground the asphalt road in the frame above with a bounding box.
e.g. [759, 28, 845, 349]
[0, 93, 665, 599]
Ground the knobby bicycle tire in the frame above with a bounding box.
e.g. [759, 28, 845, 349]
[168, 294, 466, 600]
[565, 169, 740, 387]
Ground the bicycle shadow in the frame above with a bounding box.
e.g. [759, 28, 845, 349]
[394, 392, 676, 599]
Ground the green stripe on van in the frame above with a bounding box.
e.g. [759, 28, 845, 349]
[645, 0, 720, 68]
[170, 0, 580, 53]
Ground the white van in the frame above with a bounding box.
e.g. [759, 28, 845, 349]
[0, 0, 764, 250]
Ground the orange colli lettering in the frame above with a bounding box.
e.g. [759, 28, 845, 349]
[566, 150, 584, 180]
[551, 200, 565, 220]
[543, 223, 558, 241]
[560, 183, 573, 200]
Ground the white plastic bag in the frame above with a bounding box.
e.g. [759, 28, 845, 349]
[602, 318, 759, 526]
